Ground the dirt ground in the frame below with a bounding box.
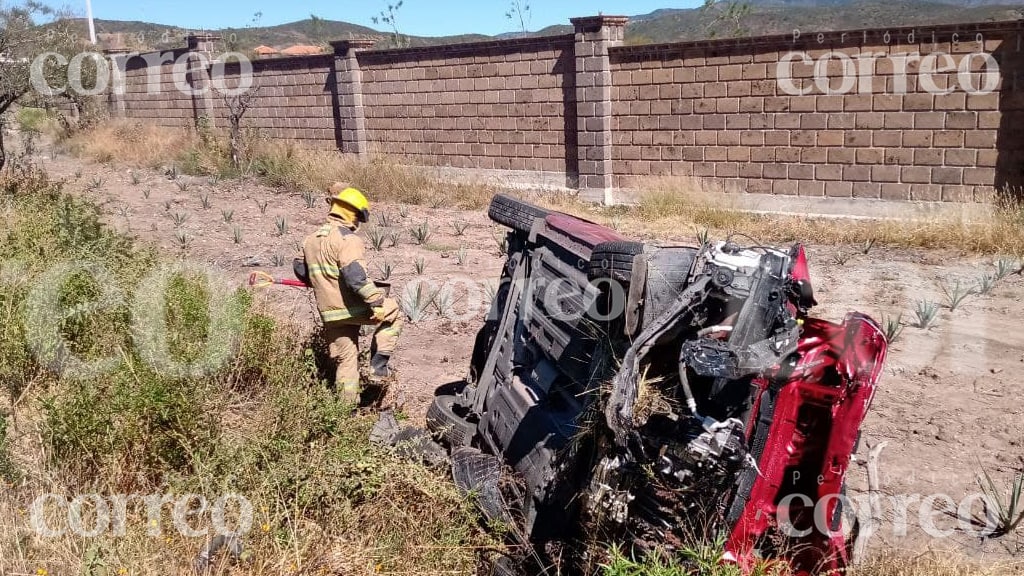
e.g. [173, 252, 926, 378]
[27, 148, 1024, 562]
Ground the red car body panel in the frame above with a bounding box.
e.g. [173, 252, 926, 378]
[544, 213, 626, 248]
[726, 313, 887, 574]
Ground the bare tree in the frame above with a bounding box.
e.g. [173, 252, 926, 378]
[223, 84, 259, 171]
[0, 1, 81, 169]
[371, 2, 406, 49]
[505, 0, 531, 35]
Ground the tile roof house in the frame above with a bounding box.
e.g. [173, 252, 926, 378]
[279, 44, 325, 56]
[253, 45, 279, 58]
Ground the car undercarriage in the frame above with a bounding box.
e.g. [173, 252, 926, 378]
[412, 194, 888, 575]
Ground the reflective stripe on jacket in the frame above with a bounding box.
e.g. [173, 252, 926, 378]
[301, 215, 384, 323]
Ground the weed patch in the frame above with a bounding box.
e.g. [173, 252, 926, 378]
[0, 160, 490, 574]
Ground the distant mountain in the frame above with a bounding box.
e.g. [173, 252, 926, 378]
[74, 0, 1024, 54]
[79, 17, 490, 54]
[624, 1, 1022, 44]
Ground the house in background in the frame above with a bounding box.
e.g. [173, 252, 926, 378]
[279, 44, 325, 56]
[253, 45, 279, 58]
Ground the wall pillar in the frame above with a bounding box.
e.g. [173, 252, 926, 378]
[571, 15, 627, 204]
[185, 34, 220, 129]
[103, 47, 130, 118]
[330, 39, 375, 155]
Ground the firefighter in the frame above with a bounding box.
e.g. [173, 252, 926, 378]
[301, 183, 403, 403]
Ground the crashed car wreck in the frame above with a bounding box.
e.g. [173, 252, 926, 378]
[417, 194, 888, 575]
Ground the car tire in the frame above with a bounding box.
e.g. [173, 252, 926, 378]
[426, 394, 476, 448]
[487, 193, 551, 234]
[588, 241, 645, 282]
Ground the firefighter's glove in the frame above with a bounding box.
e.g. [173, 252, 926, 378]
[370, 297, 400, 322]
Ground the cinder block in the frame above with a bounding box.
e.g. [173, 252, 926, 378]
[852, 182, 881, 198]
[798, 180, 825, 196]
[932, 167, 964, 185]
[963, 167, 995, 186]
[903, 93, 933, 111]
[704, 145, 729, 161]
[913, 148, 943, 165]
[844, 165, 871, 181]
[874, 130, 904, 147]
[940, 185, 973, 202]
[871, 165, 900, 183]
[817, 130, 843, 146]
[824, 181, 853, 197]
[900, 166, 931, 183]
[883, 113, 914, 129]
[897, 184, 929, 200]
[815, 164, 842, 181]
[964, 130, 997, 148]
[933, 130, 965, 148]
[773, 179, 799, 195]
[762, 163, 787, 178]
[789, 164, 814, 179]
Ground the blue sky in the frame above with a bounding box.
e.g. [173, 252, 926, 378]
[49, 1, 698, 37]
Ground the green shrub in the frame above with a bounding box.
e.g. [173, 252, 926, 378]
[0, 413, 18, 483]
[15, 107, 49, 133]
[1, 158, 490, 573]
[602, 536, 787, 576]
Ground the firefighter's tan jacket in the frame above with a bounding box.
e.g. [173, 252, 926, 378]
[302, 215, 385, 323]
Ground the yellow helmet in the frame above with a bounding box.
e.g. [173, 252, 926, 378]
[326, 183, 369, 223]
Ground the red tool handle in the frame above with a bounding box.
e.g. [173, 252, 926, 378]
[248, 271, 311, 288]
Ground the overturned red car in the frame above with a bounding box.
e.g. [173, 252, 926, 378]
[424, 195, 887, 575]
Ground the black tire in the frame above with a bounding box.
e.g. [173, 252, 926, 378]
[426, 395, 477, 448]
[487, 193, 551, 233]
[588, 241, 644, 282]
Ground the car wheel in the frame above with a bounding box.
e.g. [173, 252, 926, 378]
[426, 394, 476, 448]
[487, 193, 551, 234]
[588, 241, 644, 282]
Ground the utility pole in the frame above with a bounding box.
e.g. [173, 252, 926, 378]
[86, 0, 97, 44]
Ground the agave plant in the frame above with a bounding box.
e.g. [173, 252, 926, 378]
[913, 299, 939, 329]
[375, 260, 395, 281]
[399, 282, 436, 323]
[882, 313, 904, 343]
[940, 279, 974, 311]
[410, 222, 432, 245]
[452, 220, 470, 236]
[365, 226, 387, 251]
[977, 467, 1024, 537]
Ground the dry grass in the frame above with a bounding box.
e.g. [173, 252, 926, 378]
[249, 140, 497, 210]
[529, 177, 1024, 256]
[63, 121, 497, 210]
[61, 121, 197, 169]
[850, 551, 1024, 576]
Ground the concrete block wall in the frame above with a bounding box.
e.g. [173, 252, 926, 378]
[209, 55, 336, 148]
[112, 18, 1024, 204]
[357, 37, 576, 175]
[609, 21, 1023, 202]
[120, 49, 194, 127]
